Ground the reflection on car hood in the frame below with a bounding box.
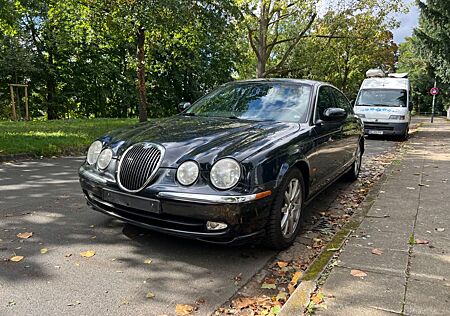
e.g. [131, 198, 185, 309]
[106, 115, 301, 168]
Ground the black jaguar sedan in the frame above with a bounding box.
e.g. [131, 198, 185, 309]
[79, 79, 364, 249]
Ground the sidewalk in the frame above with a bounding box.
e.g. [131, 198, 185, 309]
[316, 119, 450, 316]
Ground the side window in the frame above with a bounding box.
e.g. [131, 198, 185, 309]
[333, 89, 352, 114]
[316, 86, 335, 120]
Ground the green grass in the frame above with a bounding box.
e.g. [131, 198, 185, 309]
[0, 118, 138, 157]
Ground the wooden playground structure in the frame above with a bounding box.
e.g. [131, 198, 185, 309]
[9, 83, 29, 121]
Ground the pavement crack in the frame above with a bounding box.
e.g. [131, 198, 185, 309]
[401, 157, 425, 315]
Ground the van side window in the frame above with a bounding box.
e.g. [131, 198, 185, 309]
[316, 86, 335, 120]
[333, 89, 352, 114]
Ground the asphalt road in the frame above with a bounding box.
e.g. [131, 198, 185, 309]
[0, 137, 402, 316]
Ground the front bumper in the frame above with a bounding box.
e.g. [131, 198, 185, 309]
[363, 121, 409, 136]
[79, 176, 272, 244]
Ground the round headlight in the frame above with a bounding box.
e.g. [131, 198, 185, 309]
[210, 158, 241, 190]
[177, 161, 199, 186]
[87, 140, 103, 165]
[97, 148, 113, 170]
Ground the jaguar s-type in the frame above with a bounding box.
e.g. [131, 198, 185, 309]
[79, 79, 364, 249]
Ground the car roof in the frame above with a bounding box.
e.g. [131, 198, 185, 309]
[228, 78, 328, 87]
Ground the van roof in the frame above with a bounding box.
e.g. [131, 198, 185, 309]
[361, 77, 409, 90]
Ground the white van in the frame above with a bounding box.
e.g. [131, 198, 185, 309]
[354, 70, 411, 139]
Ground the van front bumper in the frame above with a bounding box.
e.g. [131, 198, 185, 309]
[363, 121, 408, 136]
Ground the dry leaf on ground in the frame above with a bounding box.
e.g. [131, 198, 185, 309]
[10, 255, 24, 262]
[144, 258, 152, 264]
[146, 291, 155, 299]
[290, 271, 303, 285]
[175, 304, 194, 315]
[351, 269, 367, 277]
[17, 232, 33, 239]
[261, 282, 276, 289]
[371, 248, 384, 256]
[80, 250, 95, 258]
[40, 248, 48, 254]
[276, 261, 289, 268]
[232, 297, 256, 309]
[415, 239, 429, 245]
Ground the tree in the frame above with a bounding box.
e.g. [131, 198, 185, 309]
[415, 1, 450, 83]
[236, 0, 317, 78]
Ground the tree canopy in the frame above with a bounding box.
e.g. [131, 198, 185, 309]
[0, 0, 408, 120]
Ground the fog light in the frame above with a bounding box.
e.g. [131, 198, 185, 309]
[206, 221, 228, 231]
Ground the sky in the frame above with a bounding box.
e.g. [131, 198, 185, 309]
[391, 0, 420, 43]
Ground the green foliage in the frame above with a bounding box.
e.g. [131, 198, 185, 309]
[0, 119, 137, 156]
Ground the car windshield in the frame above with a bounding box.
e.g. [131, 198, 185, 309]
[356, 89, 407, 107]
[186, 82, 312, 123]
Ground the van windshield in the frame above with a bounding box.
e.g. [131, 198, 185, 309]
[356, 89, 407, 107]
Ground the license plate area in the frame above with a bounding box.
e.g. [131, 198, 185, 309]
[103, 189, 161, 214]
[369, 130, 384, 135]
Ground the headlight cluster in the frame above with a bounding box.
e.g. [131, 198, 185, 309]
[86, 141, 113, 170]
[176, 158, 241, 190]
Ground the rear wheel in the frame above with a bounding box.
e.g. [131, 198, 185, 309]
[344, 142, 362, 181]
[265, 168, 304, 249]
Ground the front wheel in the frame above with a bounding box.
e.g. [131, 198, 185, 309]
[264, 168, 304, 249]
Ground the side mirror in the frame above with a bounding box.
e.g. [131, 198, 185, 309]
[178, 102, 191, 112]
[323, 108, 347, 121]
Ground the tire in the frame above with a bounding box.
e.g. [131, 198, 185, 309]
[401, 126, 409, 141]
[344, 141, 363, 181]
[264, 168, 305, 249]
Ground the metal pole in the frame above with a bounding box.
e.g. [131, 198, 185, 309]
[431, 78, 437, 123]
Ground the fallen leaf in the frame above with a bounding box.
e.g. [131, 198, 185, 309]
[67, 301, 80, 306]
[311, 293, 324, 304]
[371, 248, 384, 256]
[261, 282, 277, 289]
[144, 258, 152, 264]
[40, 248, 48, 254]
[120, 300, 129, 305]
[146, 291, 155, 299]
[10, 255, 24, 262]
[64, 253, 72, 258]
[276, 261, 289, 268]
[276, 291, 287, 302]
[270, 305, 281, 314]
[175, 304, 194, 315]
[436, 228, 445, 232]
[406, 187, 415, 190]
[290, 271, 303, 285]
[288, 283, 295, 294]
[80, 250, 95, 258]
[232, 297, 256, 309]
[415, 239, 429, 245]
[16, 232, 33, 239]
[351, 269, 367, 277]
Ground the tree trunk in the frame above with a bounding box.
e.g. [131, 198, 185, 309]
[256, 3, 268, 78]
[47, 51, 58, 120]
[136, 26, 148, 122]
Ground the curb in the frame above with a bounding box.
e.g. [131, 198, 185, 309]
[278, 151, 398, 316]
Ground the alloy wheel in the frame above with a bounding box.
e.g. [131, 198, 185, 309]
[280, 178, 302, 238]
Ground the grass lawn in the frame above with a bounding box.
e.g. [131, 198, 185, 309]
[0, 118, 138, 157]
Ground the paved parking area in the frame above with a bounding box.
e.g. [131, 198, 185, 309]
[0, 137, 401, 315]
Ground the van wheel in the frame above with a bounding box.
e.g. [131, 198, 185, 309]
[344, 142, 362, 181]
[401, 127, 409, 141]
[264, 168, 304, 249]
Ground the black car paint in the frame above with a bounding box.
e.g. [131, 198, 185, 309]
[79, 79, 364, 243]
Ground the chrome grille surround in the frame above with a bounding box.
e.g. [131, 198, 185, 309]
[117, 143, 165, 193]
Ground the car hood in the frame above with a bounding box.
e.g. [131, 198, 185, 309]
[106, 115, 301, 168]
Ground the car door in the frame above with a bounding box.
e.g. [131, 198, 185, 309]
[308, 85, 344, 193]
[332, 88, 360, 168]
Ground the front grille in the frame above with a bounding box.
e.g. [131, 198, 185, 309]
[117, 143, 164, 192]
[364, 123, 394, 131]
